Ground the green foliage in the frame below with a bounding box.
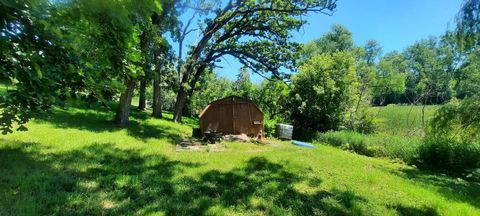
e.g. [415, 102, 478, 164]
[403, 37, 456, 104]
[0, 0, 171, 133]
[455, 49, 480, 98]
[289, 52, 357, 132]
[420, 97, 480, 174]
[0, 0, 83, 133]
[309, 105, 438, 164]
[232, 68, 257, 100]
[456, 0, 480, 49]
[372, 104, 438, 136]
[254, 79, 290, 121]
[190, 71, 234, 115]
[303, 24, 355, 59]
[347, 109, 378, 134]
[315, 131, 423, 163]
[372, 52, 407, 105]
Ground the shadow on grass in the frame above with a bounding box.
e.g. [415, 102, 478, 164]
[35, 108, 184, 143]
[391, 204, 439, 216]
[0, 141, 401, 215]
[390, 168, 480, 209]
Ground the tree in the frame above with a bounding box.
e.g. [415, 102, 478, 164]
[372, 51, 407, 105]
[456, 0, 480, 49]
[302, 24, 354, 59]
[233, 68, 256, 100]
[172, 0, 338, 122]
[190, 71, 234, 114]
[0, 0, 177, 132]
[255, 79, 290, 121]
[418, 0, 480, 174]
[403, 37, 455, 105]
[363, 40, 382, 66]
[0, 0, 85, 133]
[289, 52, 357, 132]
[455, 49, 480, 98]
[347, 46, 378, 132]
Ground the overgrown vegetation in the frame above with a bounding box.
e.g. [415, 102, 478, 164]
[314, 105, 437, 163]
[420, 97, 480, 177]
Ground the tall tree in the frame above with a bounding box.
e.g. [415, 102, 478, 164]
[456, 0, 480, 49]
[363, 40, 382, 66]
[233, 68, 256, 100]
[302, 24, 354, 59]
[403, 37, 455, 105]
[172, 0, 338, 122]
[289, 52, 357, 132]
[372, 51, 407, 105]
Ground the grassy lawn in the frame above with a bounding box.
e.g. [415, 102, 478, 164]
[1, 105, 479, 215]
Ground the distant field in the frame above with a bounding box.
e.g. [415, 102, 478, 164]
[1, 104, 479, 215]
[314, 105, 439, 163]
[372, 104, 439, 136]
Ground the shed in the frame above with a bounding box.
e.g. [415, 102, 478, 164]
[199, 96, 264, 138]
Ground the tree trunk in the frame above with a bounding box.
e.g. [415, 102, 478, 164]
[173, 63, 207, 122]
[152, 78, 163, 118]
[138, 79, 147, 110]
[115, 79, 136, 126]
[173, 86, 187, 122]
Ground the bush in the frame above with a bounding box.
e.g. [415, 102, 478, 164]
[347, 109, 379, 134]
[264, 119, 277, 138]
[419, 138, 480, 174]
[419, 97, 480, 175]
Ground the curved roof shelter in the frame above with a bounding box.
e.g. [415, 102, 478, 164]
[199, 96, 264, 138]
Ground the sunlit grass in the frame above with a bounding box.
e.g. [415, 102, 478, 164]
[1, 104, 479, 215]
[372, 104, 439, 136]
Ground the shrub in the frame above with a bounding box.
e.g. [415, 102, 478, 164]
[264, 119, 277, 138]
[419, 97, 480, 174]
[419, 138, 480, 173]
[346, 109, 379, 134]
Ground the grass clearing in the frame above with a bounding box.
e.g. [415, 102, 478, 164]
[0, 104, 479, 215]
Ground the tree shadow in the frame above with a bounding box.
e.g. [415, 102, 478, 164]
[0, 141, 377, 215]
[147, 157, 371, 215]
[390, 204, 439, 216]
[389, 167, 480, 209]
[35, 108, 184, 143]
[0, 141, 201, 215]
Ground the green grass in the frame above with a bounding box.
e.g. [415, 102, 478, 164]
[1, 105, 480, 215]
[313, 105, 440, 163]
[372, 104, 439, 136]
[315, 131, 422, 163]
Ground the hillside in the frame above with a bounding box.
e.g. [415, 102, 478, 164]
[1, 106, 479, 215]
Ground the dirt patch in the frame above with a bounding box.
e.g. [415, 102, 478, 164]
[176, 138, 226, 152]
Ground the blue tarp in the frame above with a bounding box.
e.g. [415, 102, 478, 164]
[291, 140, 315, 148]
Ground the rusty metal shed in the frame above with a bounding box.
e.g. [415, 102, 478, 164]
[199, 96, 264, 138]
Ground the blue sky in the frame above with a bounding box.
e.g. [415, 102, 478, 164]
[177, 0, 464, 83]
